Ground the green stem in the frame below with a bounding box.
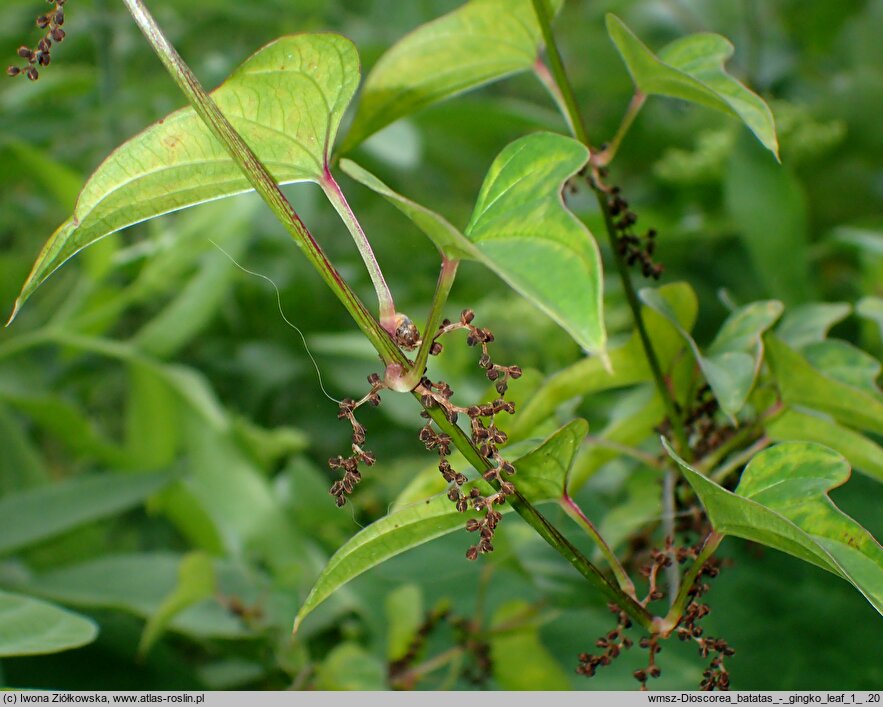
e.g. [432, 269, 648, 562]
[529, 0, 691, 459]
[662, 469, 680, 605]
[319, 169, 398, 334]
[658, 531, 723, 636]
[598, 203, 691, 458]
[403, 257, 459, 390]
[560, 492, 637, 598]
[530, 0, 589, 146]
[425, 403, 654, 631]
[592, 92, 646, 167]
[124, 0, 655, 634]
[120, 0, 403, 368]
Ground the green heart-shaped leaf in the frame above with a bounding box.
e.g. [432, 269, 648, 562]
[466, 134, 604, 356]
[0, 591, 97, 657]
[666, 440, 883, 616]
[341, 0, 562, 151]
[344, 133, 604, 354]
[293, 419, 586, 632]
[10, 34, 359, 322]
[606, 14, 778, 158]
[640, 289, 782, 419]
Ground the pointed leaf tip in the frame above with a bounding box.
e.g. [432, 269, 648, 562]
[606, 13, 778, 157]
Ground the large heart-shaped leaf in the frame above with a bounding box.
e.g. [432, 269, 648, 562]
[606, 14, 778, 157]
[640, 290, 782, 419]
[344, 133, 604, 354]
[341, 0, 562, 152]
[666, 440, 883, 615]
[10, 33, 359, 321]
[293, 419, 586, 632]
[0, 591, 97, 657]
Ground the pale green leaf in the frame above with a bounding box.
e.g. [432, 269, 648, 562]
[0, 471, 173, 556]
[0, 591, 97, 657]
[345, 133, 604, 354]
[341, 0, 562, 151]
[294, 420, 586, 631]
[10, 34, 359, 321]
[640, 290, 782, 418]
[666, 440, 883, 615]
[466, 133, 603, 354]
[776, 302, 852, 349]
[139, 552, 216, 656]
[766, 335, 883, 435]
[766, 408, 883, 483]
[606, 14, 778, 157]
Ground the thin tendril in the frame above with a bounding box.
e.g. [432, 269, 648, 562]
[209, 239, 342, 405]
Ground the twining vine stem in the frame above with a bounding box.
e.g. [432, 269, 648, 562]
[120, 0, 402, 366]
[122, 0, 656, 632]
[530, 0, 691, 458]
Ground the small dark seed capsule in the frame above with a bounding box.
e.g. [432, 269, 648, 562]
[18, 46, 33, 59]
[430, 341, 443, 355]
[486, 368, 499, 380]
[465, 519, 481, 532]
[26, 67, 39, 80]
[38, 53, 50, 66]
[6, 66, 21, 76]
[37, 14, 50, 28]
[466, 546, 479, 561]
[54, 9, 64, 25]
[633, 669, 647, 682]
[649, 666, 661, 678]
[51, 27, 65, 42]
[38, 38, 51, 52]
[508, 366, 522, 379]
[461, 309, 475, 324]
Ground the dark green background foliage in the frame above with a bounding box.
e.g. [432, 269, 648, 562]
[0, 0, 881, 690]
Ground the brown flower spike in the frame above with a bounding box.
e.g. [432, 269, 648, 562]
[7, 1, 68, 81]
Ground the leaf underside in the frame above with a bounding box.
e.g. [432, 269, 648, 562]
[606, 14, 778, 158]
[341, 0, 563, 152]
[10, 33, 360, 322]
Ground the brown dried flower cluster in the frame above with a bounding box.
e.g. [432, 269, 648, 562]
[7, 1, 67, 81]
[328, 373, 383, 507]
[576, 603, 634, 678]
[606, 186, 664, 280]
[417, 309, 521, 560]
